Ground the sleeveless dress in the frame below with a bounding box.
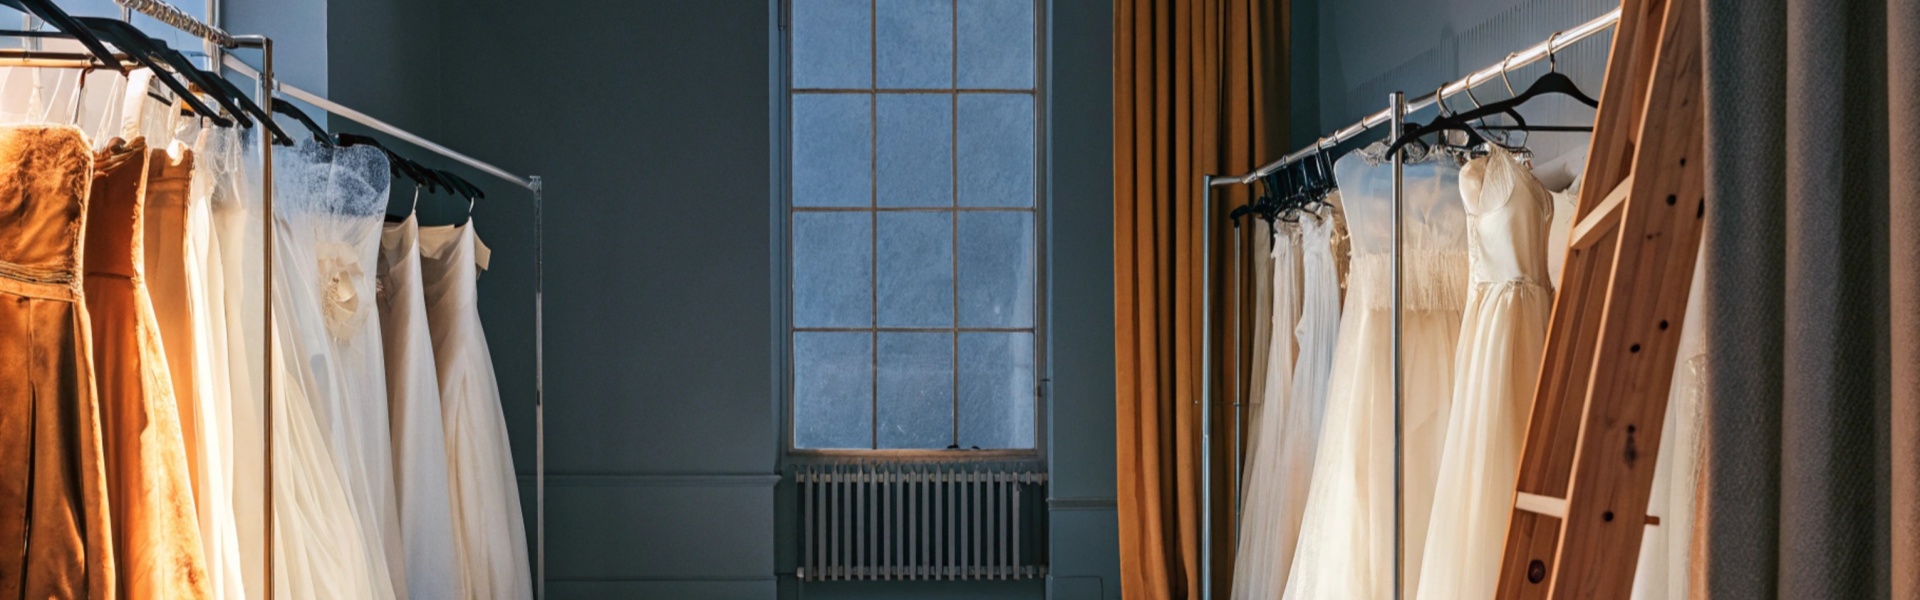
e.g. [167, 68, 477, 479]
[1415, 146, 1555, 599]
[1231, 225, 1300, 600]
[269, 141, 401, 600]
[419, 223, 534, 600]
[0, 124, 118, 599]
[85, 137, 214, 599]
[1284, 146, 1467, 600]
[207, 126, 270, 599]
[379, 215, 468, 599]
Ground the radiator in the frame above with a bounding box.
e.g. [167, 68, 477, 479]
[795, 463, 1048, 581]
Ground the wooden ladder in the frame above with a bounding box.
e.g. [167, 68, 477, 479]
[1495, 0, 1704, 597]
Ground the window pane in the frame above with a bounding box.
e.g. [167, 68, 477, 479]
[876, 332, 954, 449]
[956, 94, 1034, 207]
[793, 94, 873, 207]
[958, 332, 1034, 448]
[795, 332, 874, 449]
[791, 0, 872, 88]
[957, 0, 1034, 89]
[876, 94, 953, 207]
[957, 211, 1034, 327]
[876, 0, 953, 89]
[794, 212, 873, 328]
[877, 212, 953, 327]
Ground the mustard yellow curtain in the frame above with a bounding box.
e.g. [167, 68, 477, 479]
[1113, 0, 1287, 597]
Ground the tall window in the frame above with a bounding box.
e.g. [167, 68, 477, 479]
[787, 0, 1041, 452]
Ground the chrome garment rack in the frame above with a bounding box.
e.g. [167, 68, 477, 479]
[220, 42, 551, 600]
[4, 1, 548, 597]
[1196, 8, 1620, 600]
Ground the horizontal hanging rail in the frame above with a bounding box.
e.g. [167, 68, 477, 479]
[1214, 7, 1621, 187]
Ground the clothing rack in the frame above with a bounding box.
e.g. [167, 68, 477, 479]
[1195, 8, 1621, 600]
[220, 47, 550, 600]
[3, 2, 547, 597]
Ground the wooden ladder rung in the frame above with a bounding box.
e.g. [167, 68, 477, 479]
[1513, 492, 1661, 526]
[1569, 176, 1632, 249]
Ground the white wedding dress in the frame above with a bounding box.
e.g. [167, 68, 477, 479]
[1630, 246, 1708, 600]
[1284, 146, 1467, 600]
[380, 214, 469, 599]
[419, 223, 534, 600]
[1231, 225, 1301, 600]
[269, 141, 403, 600]
[1416, 146, 1555, 599]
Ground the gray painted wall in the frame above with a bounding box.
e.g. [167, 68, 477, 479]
[1293, 0, 1616, 185]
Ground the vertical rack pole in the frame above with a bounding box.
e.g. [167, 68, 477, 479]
[1387, 90, 1406, 600]
[248, 35, 277, 600]
[1198, 175, 1214, 600]
[1229, 207, 1242, 547]
[530, 174, 545, 600]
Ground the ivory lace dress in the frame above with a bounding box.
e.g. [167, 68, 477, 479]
[419, 223, 533, 600]
[269, 142, 402, 600]
[1283, 146, 1467, 600]
[1415, 146, 1555, 599]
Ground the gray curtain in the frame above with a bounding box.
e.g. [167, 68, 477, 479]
[1702, 0, 1919, 597]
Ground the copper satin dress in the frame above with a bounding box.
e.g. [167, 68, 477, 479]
[84, 137, 213, 599]
[0, 124, 118, 599]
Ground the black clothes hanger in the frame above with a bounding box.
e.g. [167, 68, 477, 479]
[0, 0, 126, 74]
[273, 101, 334, 147]
[196, 70, 293, 145]
[101, 24, 256, 128]
[62, 17, 230, 127]
[1388, 42, 1598, 158]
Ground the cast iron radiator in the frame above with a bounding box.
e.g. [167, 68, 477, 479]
[794, 463, 1048, 581]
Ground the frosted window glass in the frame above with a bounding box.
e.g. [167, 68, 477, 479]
[876, 333, 955, 449]
[794, 212, 873, 328]
[795, 333, 875, 449]
[876, 0, 954, 89]
[956, 94, 1034, 207]
[957, 211, 1034, 327]
[876, 94, 954, 207]
[793, 94, 872, 207]
[958, 332, 1034, 449]
[792, 0, 873, 88]
[877, 212, 953, 327]
[957, 0, 1035, 89]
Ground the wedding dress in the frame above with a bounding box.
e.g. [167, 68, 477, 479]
[1630, 247, 1708, 600]
[207, 126, 269, 599]
[419, 223, 534, 600]
[1415, 145, 1555, 599]
[269, 141, 401, 600]
[1231, 225, 1301, 600]
[1284, 146, 1466, 600]
[380, 214, 469, 599]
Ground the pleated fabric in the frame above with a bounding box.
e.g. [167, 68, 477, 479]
[1283, 148, 1464, 600]
[0, 124, 118, 600]
[1229, 225, 1299, 600]
[379, 215, 467, 599]
[1415, 146, 1554, 600]
[419, 224, 532, 600]
[84, 137, 212, 599]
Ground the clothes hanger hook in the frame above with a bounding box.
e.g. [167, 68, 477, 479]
[1500, 52, 1519, 97]
[1546, 32, 1562, 73]
[1434, 85, 1453, 117]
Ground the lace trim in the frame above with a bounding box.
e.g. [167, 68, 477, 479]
[1345, 251, 1469, 312]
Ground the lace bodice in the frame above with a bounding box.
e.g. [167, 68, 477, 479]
[1459, 146, 1553, 286]
[1333, 144, 1468, 311]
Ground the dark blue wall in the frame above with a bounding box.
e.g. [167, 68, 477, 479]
[328, 1, 1119, 598]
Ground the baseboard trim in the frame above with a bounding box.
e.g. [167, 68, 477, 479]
[547, 575, 778, 583]
[1047, 496, 1117, 511]
[515, 473, 784, 488]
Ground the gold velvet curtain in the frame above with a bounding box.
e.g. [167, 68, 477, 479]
[1113, 0, 1287, 597]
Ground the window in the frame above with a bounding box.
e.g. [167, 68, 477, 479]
[786, 0, 1041, 452]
